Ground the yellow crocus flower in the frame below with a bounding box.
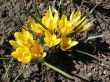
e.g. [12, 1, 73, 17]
[70, 10, 93, 33]
[60, 37, 78, 51]
[42, 8, 59, 33]
[9, 28, 46, 64]
[57, 10, 81, 36]
[9, 27, 33, 48]
[30, 40, 46, 58]
[29, 8, 59, 34]
[44, 31, 61, 48]
[57, 10, 93, 36]
[28, 17, 45, 36]
[12, 46, 32, 63]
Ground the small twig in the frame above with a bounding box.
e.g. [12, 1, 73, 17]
[12, 68, 24, 82]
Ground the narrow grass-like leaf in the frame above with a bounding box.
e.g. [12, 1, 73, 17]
[43, 61, 74, 80]
[43, 61, 90, 80]
[79, 0, 85, 9]
[32, 0, 41, 20]
[4, 0, 24, 27]
[58, 0, 65, 15]
[0, 58, 12, 60]
[11, 0, 24, 26]
[0, 44, 13, 51]
[87, 5, 97, 16]
[76, 50, 110, 65]
[5, 3, 40, 41]
[3, 58, 13, 80]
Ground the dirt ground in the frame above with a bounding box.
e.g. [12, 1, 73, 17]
[0, 0, 110, 82]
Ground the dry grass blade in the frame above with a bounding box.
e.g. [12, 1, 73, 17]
[3, 58, 13, 81]
[12, 68, 24, 82]
[86, 33, 110, 41]
[53, 0, 57, 9]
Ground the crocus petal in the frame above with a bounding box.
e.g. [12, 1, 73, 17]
[12, 47, 28, 58]
[54, 11, 59, 24]
[73, 16, 87, 31]
[80, 22, 93, 32]
[75, 19, 88, 32]
[46, 18, 56, 32]
[70, 10, 81, 21]
[14, 32, 28, 46]
[60, 37, 78, 51]
[22, 26, 34, 42]
[45, 8, 53, 18]
[18, 51, 32, 64]
[69, 40, 78, 47]
[61, 14, 67, 23]
[29, 17, 44, 35]
[9, 40, 20, 48]
[42, 52, 47, 58]
[44, 32, 60, 48]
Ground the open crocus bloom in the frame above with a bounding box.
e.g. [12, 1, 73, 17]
[58, 10, 93, 36]
[60, 36, 78, 51]
[9, 27, 46, 64]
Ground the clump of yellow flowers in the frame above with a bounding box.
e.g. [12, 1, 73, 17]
[9, 8, 93, 64]
[9, 27, 46, 63]
[29, 8, 93, 50]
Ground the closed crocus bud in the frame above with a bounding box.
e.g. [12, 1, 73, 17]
[44, 31, 61, 48]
